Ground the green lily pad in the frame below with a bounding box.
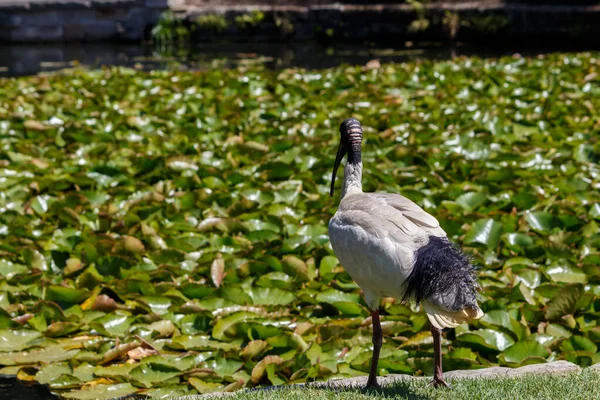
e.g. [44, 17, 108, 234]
[331, 301, 367, 316]
[0, 329, 42, 352]
[189, 377, 223, 394]
[498, 341, 549, 367]
[464, 218, 502, 248]
[0, 344, 79, 365]
[169, 335, 240, 351]
[545, 283, 584, 321]
[546, 263, 587, 284]
[319, 256, 339, 279]
[213, 311, 262, 341]
[203, 358, 244, 377]
[247, 288, 295, 305]
[281, 256, 309, 281]
[64, 383, 138, 399]
[256, 272, 294, 289]
[130, 362, 181, 388]
[457, 329, 515, 351]
[480, 310, 511, 330]
[138, 296, 172, 315]
[456, 192, 486, 211]
[48, 374, 82, 389]
[242, 340, 269, 360]
[90, 314, 133, 336]
[561, 336, 598, 353]
[35, 362, 72, 384]
[505, 233, 534, 249]
[0, 260, 28, 279]
[46, 321, 80, 338]
[94, 363, 137, 378]
[524, 211, 557, 232]
[316, 289, 361, 304]
[72, 364, 95, 382]
[178, 314, 210, 335]
[46, 286, 90, 305]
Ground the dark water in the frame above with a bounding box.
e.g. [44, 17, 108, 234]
[0, 375, 59, 400]
[1, 40, 599, 77]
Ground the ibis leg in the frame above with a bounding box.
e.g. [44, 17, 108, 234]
[366, 309, 382, 388]
[429, 326, 452, 388]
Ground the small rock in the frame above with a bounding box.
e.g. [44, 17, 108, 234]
[505, 361, 580, 377]
[589, 363, 600, 372]
[445, 361, 580, 380]
[445, 366, 510, 379]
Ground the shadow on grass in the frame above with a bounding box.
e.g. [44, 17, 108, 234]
[303, 379, 434, 400]
[355, 383, 433, 400]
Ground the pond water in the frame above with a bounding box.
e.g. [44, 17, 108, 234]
[1, 40, 598, 77]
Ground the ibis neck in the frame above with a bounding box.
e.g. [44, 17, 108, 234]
[341, 161, 363, 199]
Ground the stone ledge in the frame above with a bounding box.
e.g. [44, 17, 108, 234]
[444, 360, 582, 379]
[0, 0, 147, 11]
[2, 0, 600, 42]
[176, 1, 600, 13]
[312, 360, 582, 389]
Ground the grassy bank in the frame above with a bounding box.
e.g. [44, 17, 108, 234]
[233, 369, 600, 400]
[0, 53, 599, 398]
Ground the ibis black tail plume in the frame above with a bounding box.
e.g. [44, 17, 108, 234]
[403, 236, 480, 311]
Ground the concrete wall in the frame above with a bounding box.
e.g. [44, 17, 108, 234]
[0, 0, 599, 43]
[180, 2, 600, 43]
[0, 0, 167, 42]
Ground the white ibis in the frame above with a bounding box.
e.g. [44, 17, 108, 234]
[328, 118, 483, 388]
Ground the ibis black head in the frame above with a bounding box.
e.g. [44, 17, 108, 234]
[330, 118, 363, 197]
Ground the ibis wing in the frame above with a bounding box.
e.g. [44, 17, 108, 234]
[331, 193, 448, 301]
[367, 193, 446, 236]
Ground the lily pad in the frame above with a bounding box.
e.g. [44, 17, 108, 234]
[545, 283, 584, 321]
[65, 383, 138, 399]
[498, 341, 549, 367]
[464, 219, 502, 248]
[247, 288, 295, 305]
[525, 211, 557, 232]
[456, 192, 486, 211]
[457, 329, 515, 351]
[0, 344, 79, 365]
[130, 362, 182, 388]
[0, 329, 42, 352]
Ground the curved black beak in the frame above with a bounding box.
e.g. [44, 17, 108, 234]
[330, 141, 348, 197]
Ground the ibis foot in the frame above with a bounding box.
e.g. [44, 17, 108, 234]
[364, 380, 381, 391]
[428, 377, 452, 389]
[429, 325, 451, 389]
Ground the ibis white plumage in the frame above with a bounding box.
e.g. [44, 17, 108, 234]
[328, 118, 483, 388]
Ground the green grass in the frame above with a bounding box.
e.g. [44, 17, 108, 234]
[231, 369, 600, 400]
